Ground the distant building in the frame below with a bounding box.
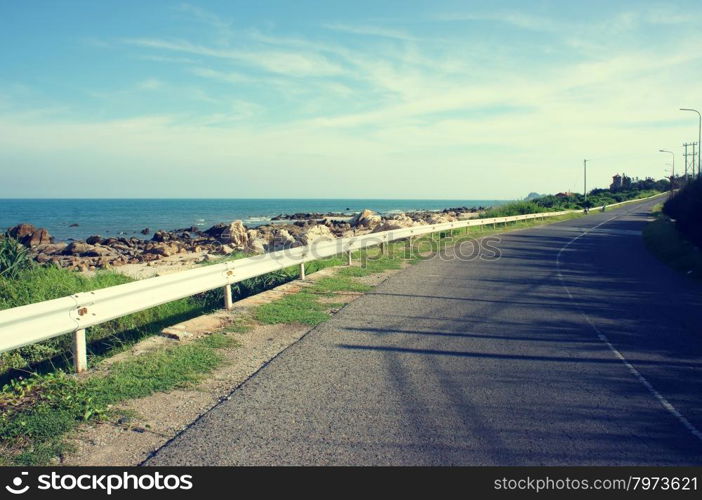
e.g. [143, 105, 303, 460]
[555, 191, 573, 198]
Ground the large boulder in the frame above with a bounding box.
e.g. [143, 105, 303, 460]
[247, 238, 267, 254]
[204, 220, 249, 248]
[62, 242, 118, 257]
[32, 243, 67, 264]
[426, 213, 457, 224]
[372, 213, 420, 233]
[33, 242, 67, 255]
[62, 241, 93, 256]
[299, 224, 335, 246]
[6, 223, 53, 247]
[85, 245, 119, 257]
[270, 229, 296, 250]
[350, 209, 382, 228]
[151, 230, 173, 243]
[146, 242, 180, 257]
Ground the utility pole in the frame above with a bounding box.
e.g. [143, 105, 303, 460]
[583, 159, 588, 213]
[692, 142, 698, 178]
[680, 108, 701, 178]
[683, 143, 689, 182]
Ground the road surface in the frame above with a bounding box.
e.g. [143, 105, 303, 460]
[147, 197, 702, 465]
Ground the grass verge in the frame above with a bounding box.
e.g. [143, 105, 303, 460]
[643, 203, 702, 280]
[0, 333, 237, 465]
[253, 253, 395, 326]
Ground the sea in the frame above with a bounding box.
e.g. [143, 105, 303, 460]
[0, 199, 508, 242]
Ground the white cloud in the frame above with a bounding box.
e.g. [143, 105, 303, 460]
[125, 38, 346, 77]
[323, 23, 420, 41]
[435, 11, 560, 32]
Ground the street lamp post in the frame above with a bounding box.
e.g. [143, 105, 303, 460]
[583, 159, 588, 213]
[680, 108, 701, 178]
[659, 149, 675, 190]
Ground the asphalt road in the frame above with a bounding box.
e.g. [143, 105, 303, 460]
[147, 197, 702, 465]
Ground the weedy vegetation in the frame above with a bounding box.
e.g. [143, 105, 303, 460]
[644, 202, 702, 280]
[0, 333, 237, 465]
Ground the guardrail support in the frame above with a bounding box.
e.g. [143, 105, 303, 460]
[346, 250, 352, 266]
[381, 242, 387, 256]
[72, 329, 87, 373]
[300, 262, 306, 280]
[224, 284, 233, 310]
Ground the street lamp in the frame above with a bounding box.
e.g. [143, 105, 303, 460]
[659, 149, 675, 190]
[680, 108, 701, 177]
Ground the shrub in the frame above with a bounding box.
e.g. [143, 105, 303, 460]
[664, 177, 702, 248]
[480, 201, 549, 218]
[0, 237, 33, 279]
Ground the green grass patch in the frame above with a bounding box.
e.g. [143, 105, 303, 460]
[0, 333, 237, 465]
[254, 292, 331, 325]
[222, 316, 256, 334]
[253, 243, 412, 325]
[644, 205, 702, 280]
[304, 255, 346, 274]
[339, 249, 407, 277]
[310, 276, 372, 294]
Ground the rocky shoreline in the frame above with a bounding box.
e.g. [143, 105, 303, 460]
[5, 206, 485, 274]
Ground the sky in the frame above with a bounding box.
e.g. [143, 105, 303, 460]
[1, 0, 701, 199]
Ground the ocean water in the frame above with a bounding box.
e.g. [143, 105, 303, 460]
[0, 199, 507, 242]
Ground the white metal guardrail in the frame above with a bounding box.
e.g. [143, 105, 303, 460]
[0, 194, 665, 372]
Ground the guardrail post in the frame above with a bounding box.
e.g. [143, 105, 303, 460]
[224, 284, 233, 310]
[72, 329, 87, 373]
[346, 250, 352, 266]
[300, 262, 306, 280]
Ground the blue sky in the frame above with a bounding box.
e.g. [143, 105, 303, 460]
[1, 0, 701, 198]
